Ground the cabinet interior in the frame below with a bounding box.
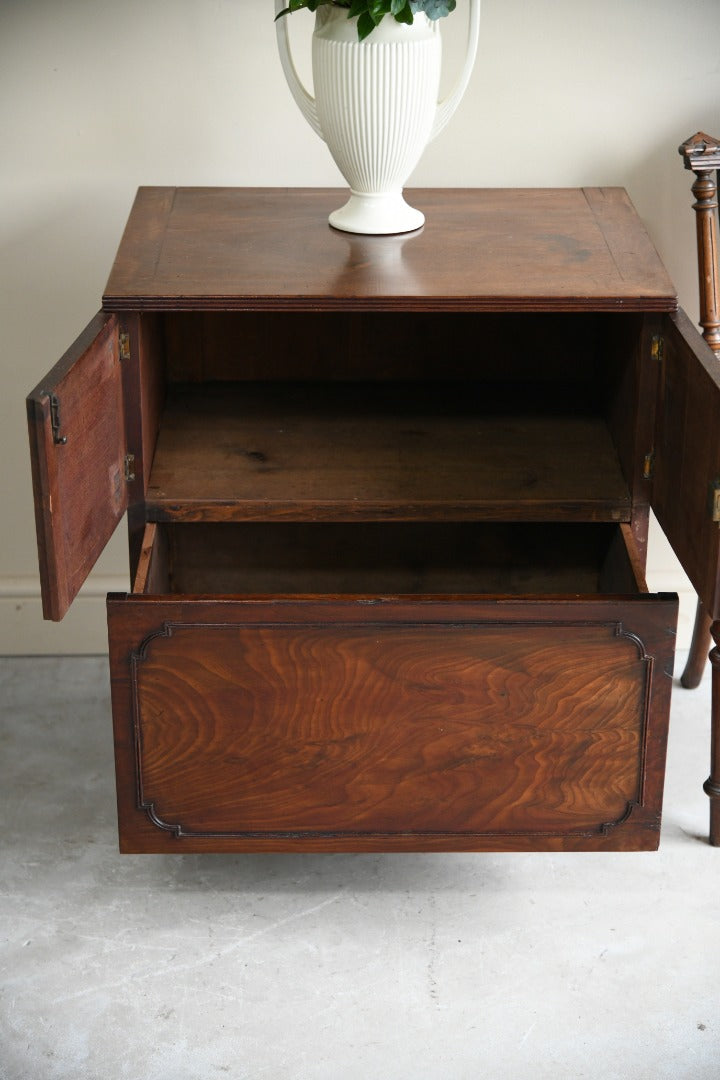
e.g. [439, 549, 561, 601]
[134, 311, 644, 527]
[133, 521, 647, 598]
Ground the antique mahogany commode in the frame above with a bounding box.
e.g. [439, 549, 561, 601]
[27, 188, 720, 852]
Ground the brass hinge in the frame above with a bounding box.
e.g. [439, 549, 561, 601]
[651, 335, 664, 362]
[710, 480, 720, 522]
[124, 453, 136, 482]
[119, 332, 130, 362]
[643, 451, 654, 480]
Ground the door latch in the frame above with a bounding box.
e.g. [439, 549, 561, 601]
[42, 391, 67, 445]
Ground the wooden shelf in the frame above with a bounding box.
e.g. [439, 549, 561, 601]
[145, 383, 631, 523]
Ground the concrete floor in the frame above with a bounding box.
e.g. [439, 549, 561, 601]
[0, 654, 719, 1080]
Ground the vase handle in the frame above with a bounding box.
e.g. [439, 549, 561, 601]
[430, 0, 481, 142]
[274, 0, 324, 140]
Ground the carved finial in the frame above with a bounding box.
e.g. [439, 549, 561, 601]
[679, 131, 720, 171]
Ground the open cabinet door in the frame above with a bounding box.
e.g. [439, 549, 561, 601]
[27, 312, 127, 621]
[652, 310, 720, 619]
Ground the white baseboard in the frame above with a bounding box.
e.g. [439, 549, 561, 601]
[0, 576, 128, 655]
[0, 575, 696, 656]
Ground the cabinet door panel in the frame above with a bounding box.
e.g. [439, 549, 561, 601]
[27, 312, 126, 620]
[653, 311, 720, 620]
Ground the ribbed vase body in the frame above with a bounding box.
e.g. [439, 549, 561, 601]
[275, 0, 480, 233]
[312, 10, 441, 232]
[313, 12, 441, 196]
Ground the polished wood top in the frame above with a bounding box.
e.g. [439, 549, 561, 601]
[102, 187, 676, 313]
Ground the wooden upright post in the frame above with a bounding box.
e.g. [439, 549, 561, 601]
[678, 134, 720, 698]
[679, 132, 720, 354]
[706, 622, 720, 846]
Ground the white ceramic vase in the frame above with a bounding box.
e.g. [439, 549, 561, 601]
[275, 1, 480, 234]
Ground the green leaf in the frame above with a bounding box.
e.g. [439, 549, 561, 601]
[274, 0, 314, 17]
[275, 0, 455, 38]
[393, 1, 414, 23]
[276, 0, 354, 18]
[357, 11, 376, 38]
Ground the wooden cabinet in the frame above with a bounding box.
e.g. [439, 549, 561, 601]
[27, 187, 720, 852]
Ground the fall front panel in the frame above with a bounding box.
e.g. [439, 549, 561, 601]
[108, 597, 676, 852]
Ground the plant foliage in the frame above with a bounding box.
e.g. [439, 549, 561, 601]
[276, 0, 456, 41]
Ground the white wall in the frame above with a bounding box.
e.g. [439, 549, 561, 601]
[1, 0, 719, 653]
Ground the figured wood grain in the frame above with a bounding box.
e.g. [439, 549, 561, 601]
[105, 594, 676, 850]
[102, 188, 677, 313]
[135, 625, 646, 835]
[145, 383, 631, 523]
[107, 596, 677, 852]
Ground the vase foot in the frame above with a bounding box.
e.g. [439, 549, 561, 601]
[328, 192, 424, 235]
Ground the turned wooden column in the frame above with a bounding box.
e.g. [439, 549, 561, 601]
[706, 622, 720, 846]
[679, 132, 720, 353]
[678, 134, 720, 693]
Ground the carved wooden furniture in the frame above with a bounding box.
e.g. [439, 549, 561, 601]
[678, 133, 720, 693]
[26, 187, 720, 851]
